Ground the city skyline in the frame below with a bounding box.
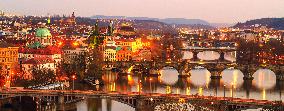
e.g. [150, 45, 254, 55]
[1, 0, 284, 23]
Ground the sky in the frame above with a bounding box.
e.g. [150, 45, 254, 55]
[1, 0, 284, 23]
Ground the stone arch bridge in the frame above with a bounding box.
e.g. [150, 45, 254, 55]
[0, 90, 283, 111]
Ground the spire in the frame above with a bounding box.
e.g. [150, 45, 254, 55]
[47, 16, 51, 24]
[94, 19, 99, 36]
[107, 20, 114, 36]
[72, 12, 75, 18]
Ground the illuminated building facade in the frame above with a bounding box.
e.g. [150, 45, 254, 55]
[0, 42, 18, 76]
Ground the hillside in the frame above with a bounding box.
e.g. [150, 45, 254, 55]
[91, 15, 210, 25]
[234, 18, 284, 30]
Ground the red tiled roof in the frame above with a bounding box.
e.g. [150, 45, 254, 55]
[19, 46, 62, 54]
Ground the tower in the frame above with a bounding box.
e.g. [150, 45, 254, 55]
[47, 16, 51, 25]
[89, 20, 103, 48]
[69, 12, 76, 26]
[107, 20, 114, 36]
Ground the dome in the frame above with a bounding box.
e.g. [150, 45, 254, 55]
[36, 28, 51, 37]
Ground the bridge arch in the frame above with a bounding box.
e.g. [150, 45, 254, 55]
[0, 96, 38, 110]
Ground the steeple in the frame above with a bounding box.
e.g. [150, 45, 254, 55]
[94, 19, 99, 36]
[107, 20, 114, 36]
[72, 12, 75, 18]
[47, 16, 51, 25]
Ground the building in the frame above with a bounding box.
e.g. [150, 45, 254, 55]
[19, 28, 62, 79]
[62, 44, 87, 63]
[21, 58, 56, 79]
[104, 46, 117, 62]
[28, 28, 53, 47]
[132, 48, 152, 61]
[115, 23, 136, 37]
[0, 41, 18, 87]
[116, 47, 132, 61]
[0, 42, 18, 76]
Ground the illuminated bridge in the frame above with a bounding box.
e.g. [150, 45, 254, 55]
[0, 90, 283, 111]
[179, 40, 237, 62]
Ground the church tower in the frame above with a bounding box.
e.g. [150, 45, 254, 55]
[89, 20, 104, 48]
[107, 20, 114, 36]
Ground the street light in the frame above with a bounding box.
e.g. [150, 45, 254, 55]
[231, 84, 234, 98]
[139, 80, 142, 95]
[72, 75, 76, 90]
[223, 85, 226, 98]
[149, 78, 152, 94]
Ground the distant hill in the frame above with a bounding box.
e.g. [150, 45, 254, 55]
[91, 15, 211, 25]
[234, 18, 284, 30]
[158, 18, 210, 25]
[211, 23, 235, 28]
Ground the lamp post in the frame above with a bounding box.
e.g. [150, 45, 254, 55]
[72, 75, 76, 90]
[149, 78, 152, 94]
[139, 80, 142, 95]
[223, 85, 226, 98]
[231, 84, 234, 98]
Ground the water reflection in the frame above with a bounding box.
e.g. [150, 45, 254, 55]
[4, 68, 280, 111]
[222, 70, 243, 87]
[160, 69, 178, 85]
[53, 68, 284, 110]
[190, 69, 211, 86]
[253, 69, 276, 89]
[74, 98, 135, 111]
[182, 51, 236, 61]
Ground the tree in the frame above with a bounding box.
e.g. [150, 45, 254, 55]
[86, 47, 104, 78]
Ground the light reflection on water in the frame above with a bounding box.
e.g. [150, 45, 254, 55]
[182, 51, 236, 61]
[222, 70, 243, 87]
[253, 69, 276, 89]
[66, 51, 280, 110]
[63, 68, 282, 111]
[74, 98, 135, 111]
[85, 68, 280, 110]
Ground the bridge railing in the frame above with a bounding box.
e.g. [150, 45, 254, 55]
[0, 90, 283, 106]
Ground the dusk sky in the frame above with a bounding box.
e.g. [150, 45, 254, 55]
[1, 0, 284, 23]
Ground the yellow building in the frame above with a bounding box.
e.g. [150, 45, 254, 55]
[0, 42, 18, 87]
[104, 46, 117, 62]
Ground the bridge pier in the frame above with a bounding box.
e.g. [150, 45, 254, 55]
[243, 72, 254, 80]
[192, 51, 199, 61]
[276, 73, 284, 81]
[58, 95, 65, 104]
[208, 78, 221, 88]
[210, 71, 222, 79]
[276, 74, 284, 91]
[135, 97, 154, 111]
[178, 70, 191, 78]
[219, 52, 225, 61]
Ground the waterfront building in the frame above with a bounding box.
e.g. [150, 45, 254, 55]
[104, 46, 117, 62]
[62, 43, 87, 64]
[0, 41, 18, 87]
[0, 41, 18, 76]
[21, 58, 56, 79]
[116, 46, 132, 61]
[132, 48, 152, 61]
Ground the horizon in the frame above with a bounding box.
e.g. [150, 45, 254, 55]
[1, 0, 284, 24]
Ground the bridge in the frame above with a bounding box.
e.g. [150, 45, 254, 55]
[0, 90, 283, 111]
[107, 60, 284, 83]
[179, 40, 237, 62]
